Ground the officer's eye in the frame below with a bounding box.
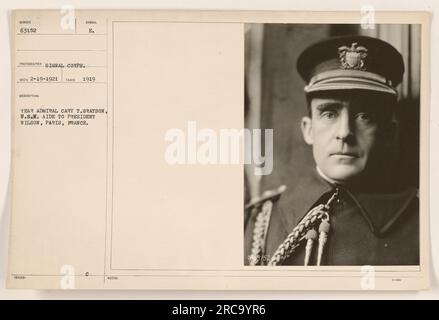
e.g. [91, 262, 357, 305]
[355, 112, 374, 123]
[321, 110, 337, 120]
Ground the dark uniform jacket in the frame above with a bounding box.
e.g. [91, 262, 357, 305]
[244, 171, 419, 266]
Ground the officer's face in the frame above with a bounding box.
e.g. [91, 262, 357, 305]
[301, 91, 394, 184]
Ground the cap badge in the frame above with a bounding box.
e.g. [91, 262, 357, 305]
[338, 42, 368, 70]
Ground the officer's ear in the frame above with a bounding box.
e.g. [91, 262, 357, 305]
[384, 117, 399, 147]
[380, 97, 399, 147]
[301, 116, 313, 145]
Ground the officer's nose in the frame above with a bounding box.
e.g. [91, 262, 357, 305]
[335, 109, 354, 143]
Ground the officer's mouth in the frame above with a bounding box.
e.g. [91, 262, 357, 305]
[330, 152, 359, 159]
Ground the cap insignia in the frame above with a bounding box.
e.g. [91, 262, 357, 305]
[338, 42, 368, 71]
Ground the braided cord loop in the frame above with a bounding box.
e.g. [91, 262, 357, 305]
[268, 189, 339, 266]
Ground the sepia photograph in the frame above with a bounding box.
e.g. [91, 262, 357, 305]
[244, 23, 421, 266]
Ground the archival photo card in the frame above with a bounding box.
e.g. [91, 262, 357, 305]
[7, 10, 430, 290]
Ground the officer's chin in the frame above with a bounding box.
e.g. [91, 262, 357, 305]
[324, 164, 364, 186]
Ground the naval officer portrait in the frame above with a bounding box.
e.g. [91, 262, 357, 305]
[244, 33, 420, 266]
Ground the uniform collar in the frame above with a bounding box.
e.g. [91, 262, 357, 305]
[345, 187, 418, 236]
[279, 168, 333, 232]
[279, 168, 418, 236]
